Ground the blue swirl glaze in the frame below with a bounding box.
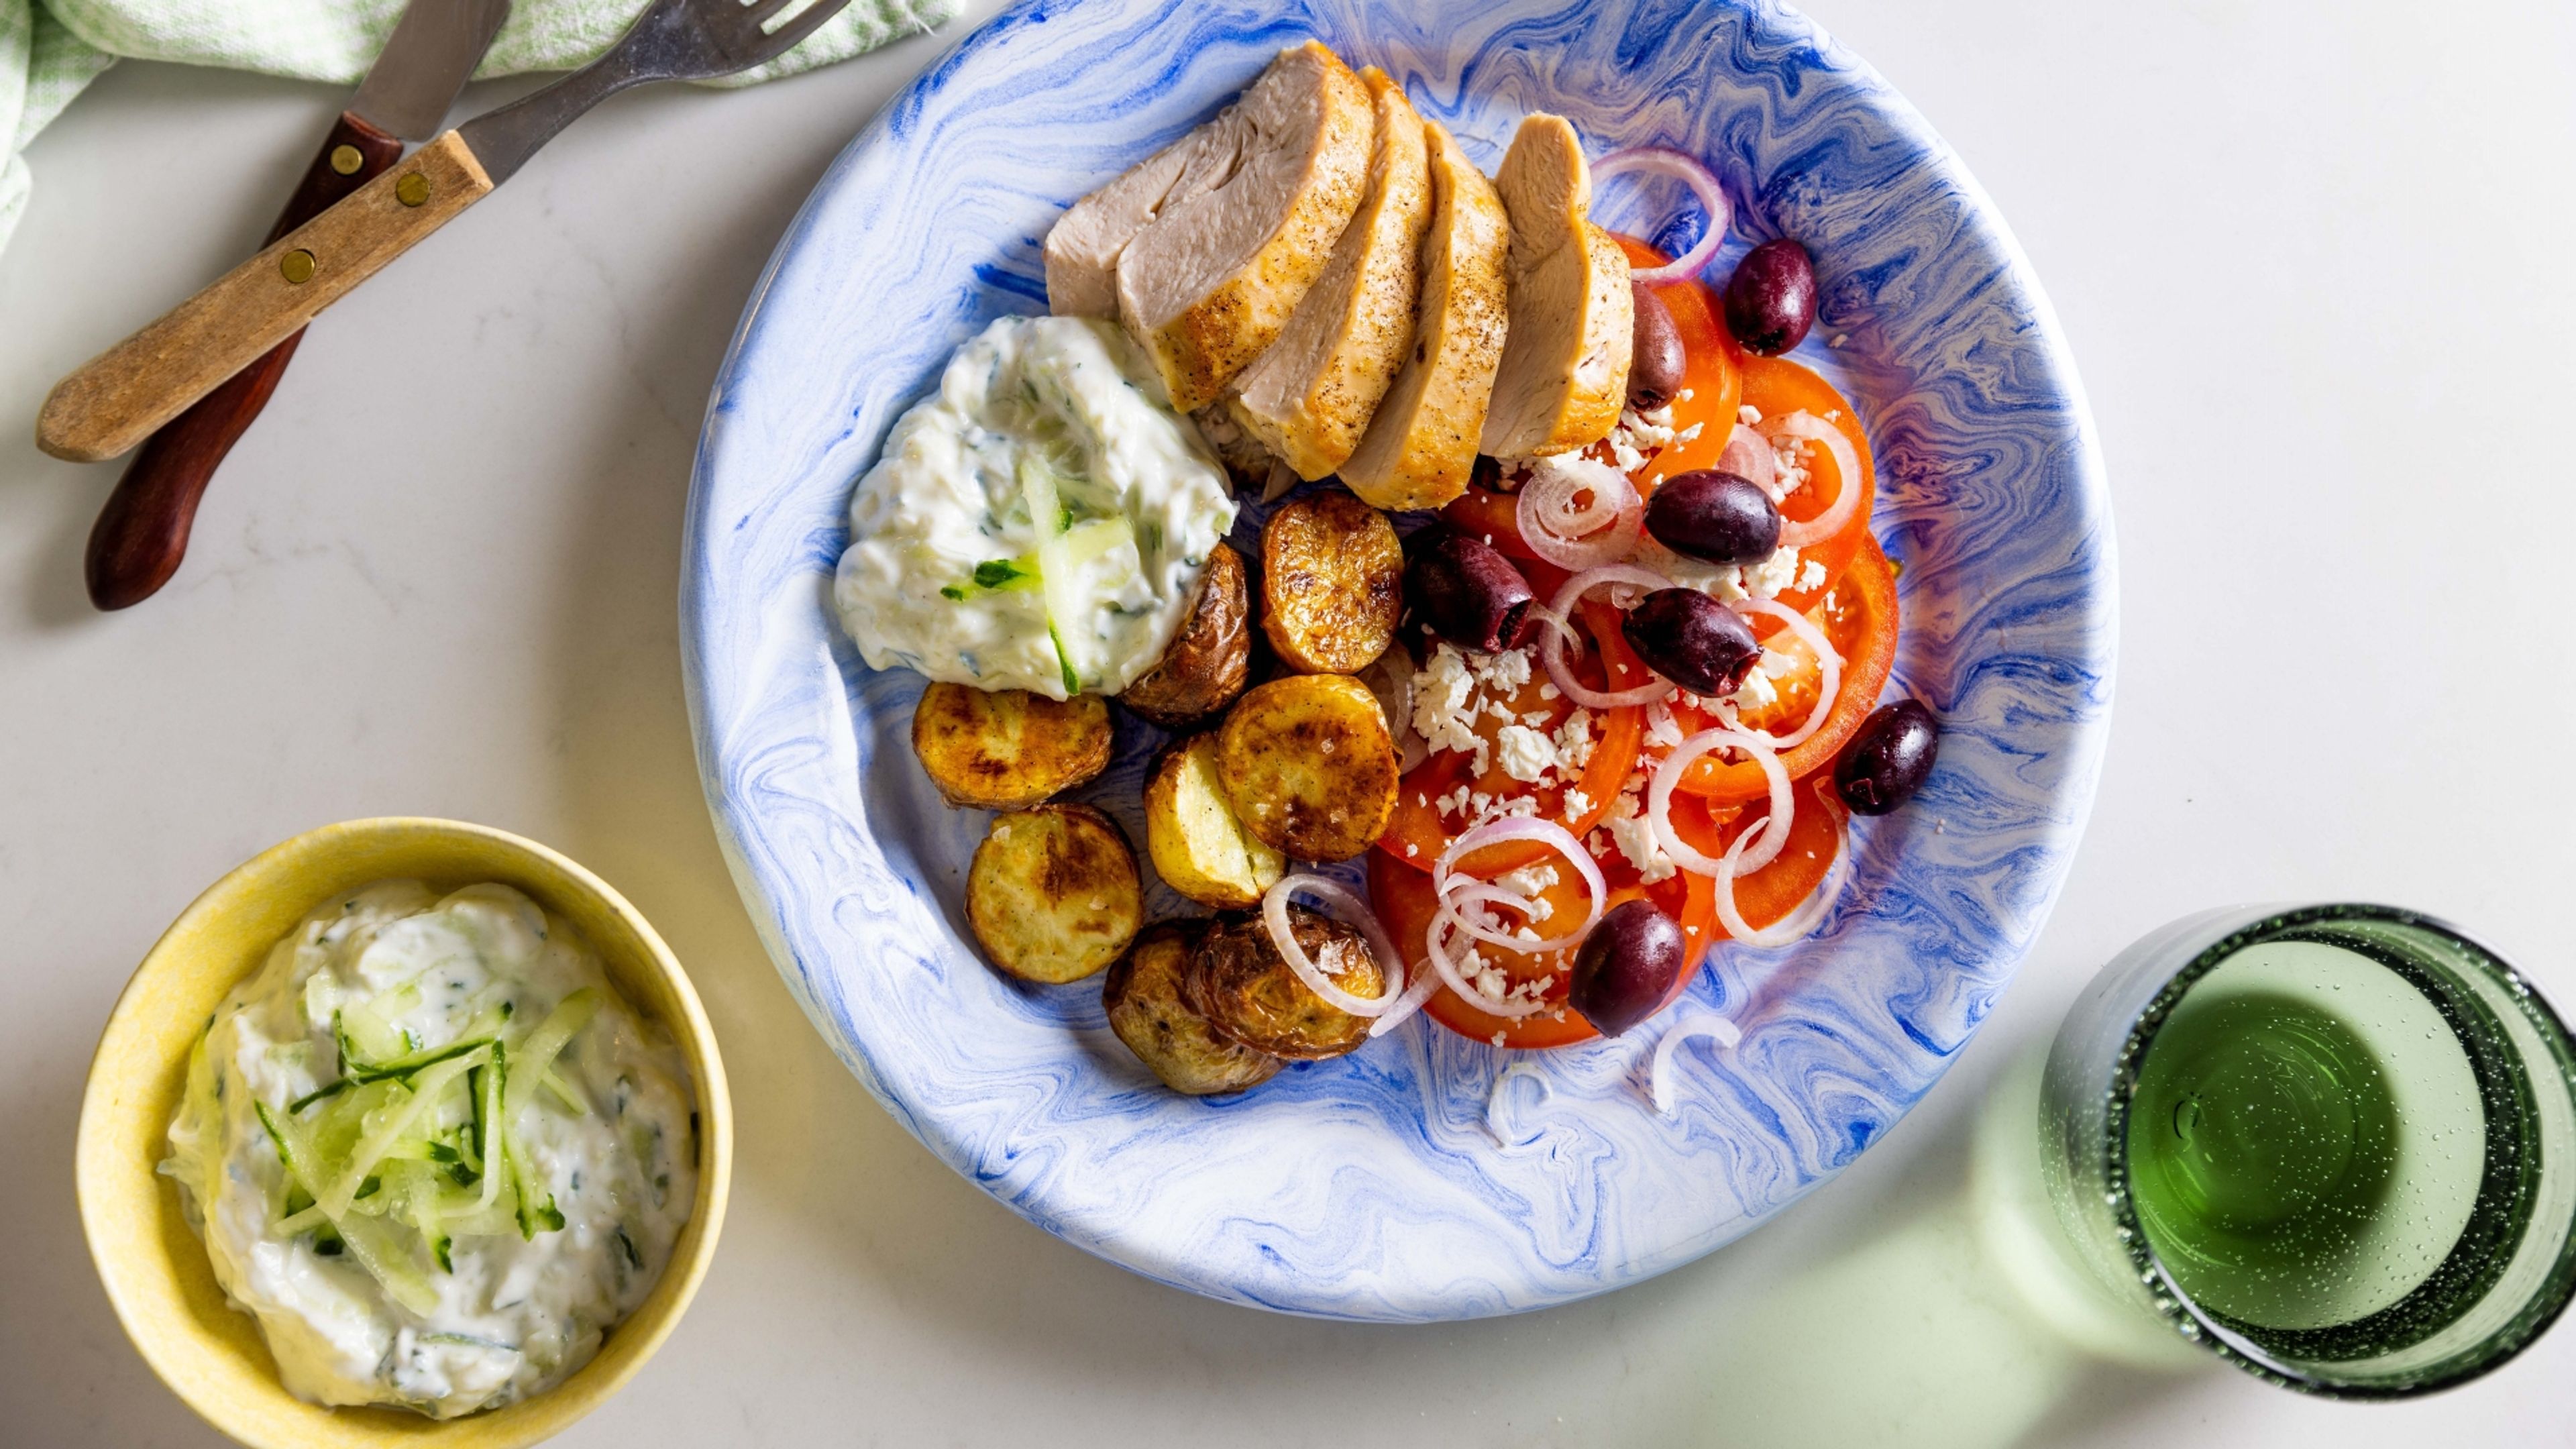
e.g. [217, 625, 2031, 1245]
[682, 0, 2114, 1320]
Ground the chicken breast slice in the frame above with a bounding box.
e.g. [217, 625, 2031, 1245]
[1479, 115, 1633, 458]
[1226, 67, 1433, 480]
[1113, 42, 1375, 413]
[1338, 116, 1511, 511]
[1044, 107, 1254, 319]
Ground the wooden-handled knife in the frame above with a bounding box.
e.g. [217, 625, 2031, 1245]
[80, 0, 509, 610]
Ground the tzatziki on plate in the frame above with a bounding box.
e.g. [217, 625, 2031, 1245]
[834, 314, 1236, 698]
[162, 881, 697, 1419]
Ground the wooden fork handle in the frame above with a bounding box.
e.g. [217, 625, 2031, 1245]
[39, 130, 494, 467]
[85, 112, 405, 610]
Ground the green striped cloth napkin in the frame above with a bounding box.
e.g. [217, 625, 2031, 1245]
[0, 0, 956, 255]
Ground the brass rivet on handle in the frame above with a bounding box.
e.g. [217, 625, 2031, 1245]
[396, 172, 430, 207]
[329, 144, 363, 176]
[280, 250, 317, 284]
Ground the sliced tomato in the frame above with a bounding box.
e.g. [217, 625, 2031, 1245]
[1369, 780, 1844, 1051]
[1724, 355, 1877, 630]
[1620, 234, 1744, 491]
[1375, 598, 1645, 876]
[1670, 535, 1899, 804]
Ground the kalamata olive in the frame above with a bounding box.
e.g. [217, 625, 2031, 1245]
[1569, 899, 1688, 1037]
[1628, 282, 1688, 410]
[1834, 699, 1940, 815]
[1723, 238, 1818, 356]
[1403, 525, 1536, 653]
[1644, 470, 1780, 566]
[1621, 588, 1760, 697]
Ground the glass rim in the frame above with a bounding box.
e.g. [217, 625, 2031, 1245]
[2096, 900, 2576, 1398]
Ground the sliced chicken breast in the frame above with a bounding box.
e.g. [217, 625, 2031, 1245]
[1478, 115, 1633, 458]
[1045, 111, 1253, 320]
[1112, 42, 1375, 413]
[1338, 117, 1511, 511]
[1226, 67, 1433, 480]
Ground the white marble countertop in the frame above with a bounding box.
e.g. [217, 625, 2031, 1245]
[7, 1, 2573, 1444]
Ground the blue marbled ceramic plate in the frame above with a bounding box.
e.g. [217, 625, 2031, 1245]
[683, 0, 2113, 1320]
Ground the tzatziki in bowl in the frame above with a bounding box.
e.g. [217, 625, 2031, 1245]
[76, 818, 731, 1449]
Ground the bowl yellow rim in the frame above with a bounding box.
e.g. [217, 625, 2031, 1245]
[75, 817, 734, 1448]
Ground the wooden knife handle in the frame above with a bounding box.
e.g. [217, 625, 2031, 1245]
[85, 112, 405, 610]
[38, 130, 493, 469]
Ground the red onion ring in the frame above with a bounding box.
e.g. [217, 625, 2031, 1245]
[1425, 903, 1553, 1019]
[1646, 727, 1792, 877]
[1730, 598, 1843, 749]
[1711, 802, 1851, 947]
[1717, 423, 1776, 494]
[1591, 147, 1732, 286]
[1541, 565, 1680, 709]
[1263, 875, 1406, 1018]
[1366, 955, 1448, 1038]
[1516, 456, 1644, 570]
[1431, 818, 1610, 952]
[1766, 412, 1865, 548]
[1650, 1010, 1744, 1114]
[1438, 882, 1558, 954]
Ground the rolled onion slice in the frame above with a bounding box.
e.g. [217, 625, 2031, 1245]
[1646, 727, 1793, 877]
[1263, 875, 1407, 1018]
[1517, 455, 1644, 571]
[1431, 817, 1611, 953]
[1730, 598, 1843, 750]
[1424, 903, 1553, 1019]
[1650, 1010, 1745, 1115]
[1591, 148, 1731, 286]
[1541, 564, 1680, 709]
[1710, 804, 1851, 949]
[1767, 412, 1866, 548]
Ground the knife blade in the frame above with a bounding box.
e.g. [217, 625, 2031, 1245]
[83, 0, 511, 611]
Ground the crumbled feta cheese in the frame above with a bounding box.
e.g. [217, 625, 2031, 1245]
[1744, 546, 1800, 598]
[1474, 647, 1532, 694]
[1731, 665, 1779, 712]
[1738, 404, 1762, 426]
[1676, 423, 1705, 443]
[1562, 788, 1593, 823]
[1797, 558, 1827, 591]
[1538, 682, 1560, 702]
[1554, 708, 1595, 772]
[1605, 791, 1677, 884]
[1829, 332, 1849, 348]
[1411, 645, 1480, 757]
[1496, 724, 1556, 784]
[1676, 388, 1696, 404]
[1497, 863, 1560, 899]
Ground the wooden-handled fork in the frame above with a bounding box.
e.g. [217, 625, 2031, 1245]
[36, 0, 858, 466]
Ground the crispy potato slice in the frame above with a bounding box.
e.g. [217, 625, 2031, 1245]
[1185, 908, 1385, 1061]
[912, 684, 1112, 810]
[1145, 733, 1287, 909]
[1119, 542, 1252, 727]
[966, 804, 1142, 983]
[1104, 922, 1283, 1094]
[1260, 490, 1401, 675]
[1216, 674, 1399, 862]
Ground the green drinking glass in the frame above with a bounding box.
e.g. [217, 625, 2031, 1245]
[2038, 904, 2576, 1395]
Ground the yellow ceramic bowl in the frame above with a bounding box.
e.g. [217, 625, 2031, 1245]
[76, 818, 733, 1449]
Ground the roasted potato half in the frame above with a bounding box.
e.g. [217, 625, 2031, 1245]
[1260, 490, 1401, 675]
[966, 804, 1142, 983]
[912, 683, 1112, 810]
[1145, 733, 1287, 909]
[1185, 908, 1386, 1061]
[1104, 922, 1283, 1095]
[1216, 674, 1399, 862]
[1119, 542, 1252, 727]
